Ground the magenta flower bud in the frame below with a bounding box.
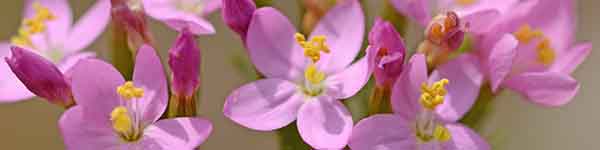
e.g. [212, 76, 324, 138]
[368, 18, 406, 87]
[4, 46, 73, 107]
[222, 0, 257, 40]
[168, 29, 200, 97]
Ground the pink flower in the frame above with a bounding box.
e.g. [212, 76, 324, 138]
[143, 0, 222, 35]
[477, 0, 591, 107]
[0, 0, 110, 102]
[349, 54, 488, 150]
[59, 45, 212, 149]
[223, 1, 371, 149]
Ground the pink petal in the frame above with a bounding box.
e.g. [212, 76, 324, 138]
[143, 0, 215, 35]
[551, 42, 592, 74]
[71, 59, 123, 120]
[297, 97, 353, 149]
[442, 123, 490, 150]
[348, 114, 416, 150]
[24, 0, 72, 45]
[503, 72, 579, 107]
[202, 0, 222, 16]
[223, 79, 305, 131]
[58, 52, 96, 73]
[59, 106, 121, 150]
[133, 45, 168, 124]
[484, 34, 518, 92]
[64, 0, 111, 52]
[391, 54, 427, 120]
[325, 48, 374, 99]
[390, 0, 431, 26]
[0, 42, 34, 102]
[312, 0, 365, 73]
[163, 15, 216, 35]
[458, 9, 500, 34]
[143, 117, 213, 149]
[245, 7, 307, 80]
[430, 55, 483, 122]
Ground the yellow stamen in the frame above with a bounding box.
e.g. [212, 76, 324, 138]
[295, 33, 330, 63]
[419, 79, 449, 110]
[10, 2, 55, 47]
[433, 125, 451, 142]
[117, 81, 145, 100]
[304, 64, 326, 85]
[110, 106, 132, 134]
[456, 0, 476, 6]
[536, 37, 556, 65]
[513, 24, 543, 44]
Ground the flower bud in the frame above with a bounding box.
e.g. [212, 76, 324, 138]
[168, 29, 200, 97]
[4, 46, 73, 107]
[222, 0, 256, 40]
[368, 18, 406, 88]
[425, 11, 464, 51]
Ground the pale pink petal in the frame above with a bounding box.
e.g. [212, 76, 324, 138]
[458, 9, 500, 34]
[133, 45, 168, 124]
[442, 123, 490, 150]
[430, 55, 483, 122]
[0, 42, 34, 102]
[391, 54, 427, 120]
[24, 0, 72, 45]
[245, 7, 307, 80]
[312, 0, 365, 73]
[551, 42, 592, 74]
[390, 0, 431, 26]
[71, 59, 124, 120]
[297, 97, 353, 149]
[59, 106, 121, 150]
[143, 118, 213, 149]
[484, 34, 518, 92]
[64, 0, 111, 52]
[348, 114, 416, 150]
[58, 52, 96, 73]
[325, 48, 374, 99]
[224, 79, 305, 131]
[143, 0, 215, 35]
[503, 72, 579, 107]
[202, 0, 222, 16]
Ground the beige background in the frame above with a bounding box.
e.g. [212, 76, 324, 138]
[0, 0, 597, 149]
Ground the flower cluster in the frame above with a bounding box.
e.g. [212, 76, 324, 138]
[0, 0, 591, 150]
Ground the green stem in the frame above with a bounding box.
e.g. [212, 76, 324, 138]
[167, 93, 198, 118]
[367, 85, 393, 115]
[110, 22, 134, 80]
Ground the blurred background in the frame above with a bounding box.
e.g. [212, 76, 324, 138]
[0, 0, 597, 149]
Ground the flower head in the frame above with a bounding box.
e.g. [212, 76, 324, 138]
[60, 45, 212, 149]
[349, 54, 488, 150]
[0, 0, 110, 102]
[223, 1, 371, 149]
[368, 18, 406, 87]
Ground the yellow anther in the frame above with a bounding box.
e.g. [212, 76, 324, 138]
[295, 33, 330, 63]
[110, 106, 132, 134]
[33, 2, 56, 21]
[513, 24, 543, 44]
[419, 79, 449, 110]
[117, 81, 145, 100]
[11, 28, 33, 47]
[536, 37, 556, 65]
[24, 18, 46, 33]
[456, 0, 476, 6]
[433, 125, 451, 142]
[304, 64, 326, 85]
